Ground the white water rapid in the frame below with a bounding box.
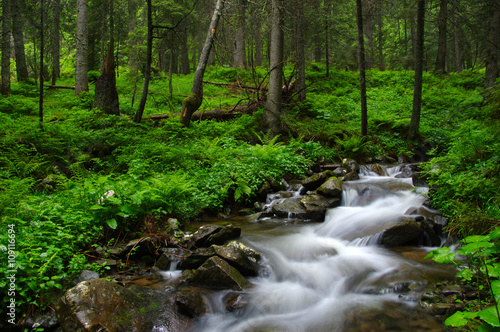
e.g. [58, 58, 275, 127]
[192, 166, 453, 332]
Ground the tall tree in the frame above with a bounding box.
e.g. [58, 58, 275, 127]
[75, 0, 89, 96]
[264, 0, 284, 137]
[52, 0, 61, 84]
[39, 0, 44, 123]
[484, 0, 500, 90]
[133, 0, 152, 123]
[435, 0, 447, 73]
[356, 0, 368, 136]
[1, 0, 11, 96]
[180, 0, 225, 127]
[11, 0, 30, 82]
[233, 0, 246, 69]
[295, 0, 306, 102]
[408, 0, 425, 141]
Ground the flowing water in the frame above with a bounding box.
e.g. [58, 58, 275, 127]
[188, 166, 455, 332]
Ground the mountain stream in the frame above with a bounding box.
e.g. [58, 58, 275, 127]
[188, 166, 456, 332]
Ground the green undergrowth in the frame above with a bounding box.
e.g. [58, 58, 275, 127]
[0, 65, 496, 326]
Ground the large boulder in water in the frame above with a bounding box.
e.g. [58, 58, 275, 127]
[301, 170, 335, 191]
[317, 177, 343, 197]
[56, 278, 192, 331]
[190, 224, 241, 248]
[212, 241, 261, 276]
[379, 219, 424, 247]
[342, 158, 360, 173]
[189, 256, 251, 291]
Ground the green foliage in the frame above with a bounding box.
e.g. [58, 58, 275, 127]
[426, 228, 500, 330]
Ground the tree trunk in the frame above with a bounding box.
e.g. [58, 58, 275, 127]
[1, 0, 11, 96]
[39, 0, 44, 123]
[409, 0, 425, 141]
[377, 0, 385, 71]
[233, 0, 246, 69]
[75, 0, 89, 96]
[264, 0, 284, 137]
[133, 0, 153, 123]
[93, 45, 119, 115]
[11, 0, 29, 83]
[128, 0, 139, 74]
[356, 0, 368, 137]
[484, 0, 500, 90]
[52, 0, 61, 85]
[296, 0, 306, 102]
[364, 0, 375, 69]
[180, 28, 191, 75]
[180, 0, 225, 128]
[435, 0, 447, 73]
[453, 11, 462, 73]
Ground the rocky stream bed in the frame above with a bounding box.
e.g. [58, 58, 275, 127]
[24, 160, 474, 332]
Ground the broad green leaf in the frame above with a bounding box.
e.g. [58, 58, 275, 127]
[425, 247, 456, 264]
[479, 306, 500, 327]
[487, 228, 500, 241]
[459, 241, 494, 255]
[478, 323, 500, 332]
[445, 311, 478, 327]
[90, 204, 105, 210]
[464, 235, 489, 243]
[489, 266, 500, 279]
[492, 281, 500, 303]
[106, 218, 118, 230]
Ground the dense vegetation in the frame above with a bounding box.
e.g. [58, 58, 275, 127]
[0, 63, 499, 329]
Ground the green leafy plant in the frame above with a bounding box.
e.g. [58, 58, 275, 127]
[426, 227, 500, 330]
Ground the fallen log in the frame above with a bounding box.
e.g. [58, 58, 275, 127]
[148, 100, 264, 122]
[203, 81, 267, 91]
[44, 85, 76, 90]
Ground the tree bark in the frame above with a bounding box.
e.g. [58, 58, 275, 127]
[484, 0, 500, 90]
[11, 0, 29, 83]
[39, 0, 44, 123]
[75, 0, 89, 96]
[264, 0, 284, 137]
[435, 0, 447, 73]
[93, 45, 119, 115]
[409, 0, 425, 141]
[180, 0, 225, 127]
[453, 10, 462, 73]
[356, 0, 368, 136]
[52, 0, 61, 85]
[133, 0, 153, 123]
[296, 0, 306, 102]
[233, 0, 246, 69]
[1, 0, 11, 96]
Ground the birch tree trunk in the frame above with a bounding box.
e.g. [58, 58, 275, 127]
[264, 0, 284, 137]
[180, 0, 225, 128]
[75, 0, 89, 96]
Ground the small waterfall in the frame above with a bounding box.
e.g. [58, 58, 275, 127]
[193, 166, 452, 332]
